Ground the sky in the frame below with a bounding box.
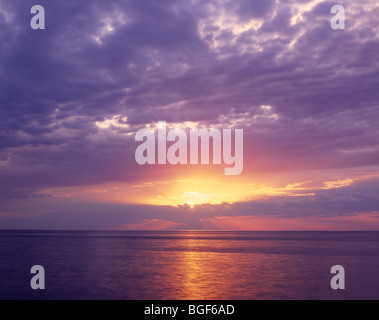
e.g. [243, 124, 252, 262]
[0, 0, 379, 230]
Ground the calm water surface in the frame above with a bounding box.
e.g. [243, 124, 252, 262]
[0, 231, 378, 300]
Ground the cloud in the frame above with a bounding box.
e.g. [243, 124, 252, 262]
[202, 212, 379, 231]
[1, 176, 379, 230]
[116, 219, 187, 231]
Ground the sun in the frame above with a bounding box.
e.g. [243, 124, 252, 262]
[144, 176, 252, 207]
[73, 175, 254, 207]
[181, 191, 213, 207]
[185, 201, 196, 208]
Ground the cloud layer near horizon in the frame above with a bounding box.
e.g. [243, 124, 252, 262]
[0, 0, 379, 229]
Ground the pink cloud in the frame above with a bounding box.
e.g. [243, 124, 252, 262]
[116, 219, 187, 231]
[0, 212, 19, 217]
[202, 212, 379, 231]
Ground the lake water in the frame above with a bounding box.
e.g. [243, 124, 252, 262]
[0, 231, 378, 300]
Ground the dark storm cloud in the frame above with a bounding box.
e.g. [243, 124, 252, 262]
[0, 0, 378, 202]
